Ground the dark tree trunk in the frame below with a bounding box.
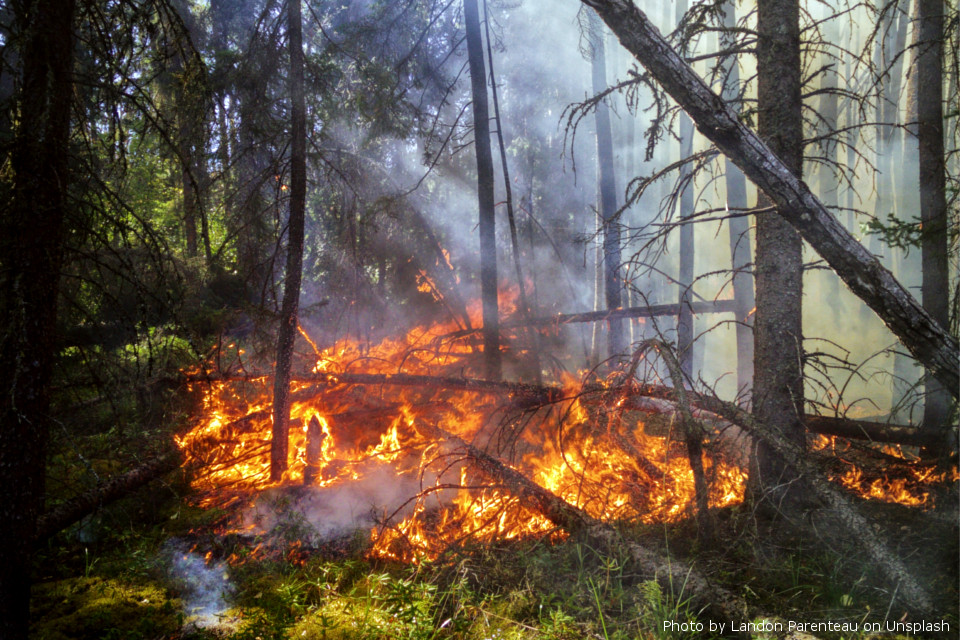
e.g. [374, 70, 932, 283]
[749, 0, 806, 507]
[588, 12, 625, 360]
[0, 0, 75, 635]
[464, 0, 501, 380]
[720, 0, 755, 399]
[232, 0, 276, 302]
[579, 0, 959, 395]
[178, 115, 199, 258]
[917, 0, 951, 449]
[270, 0, 307, 481]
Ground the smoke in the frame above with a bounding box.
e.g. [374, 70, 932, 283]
[282, 0, 926, 417]
[241, 464, 447, 543]
[161, 539, 234, 629]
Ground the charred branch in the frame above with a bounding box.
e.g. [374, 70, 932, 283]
[805, 415, 956, 450]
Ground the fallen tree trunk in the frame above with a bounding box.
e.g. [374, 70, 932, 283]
[34, 453, 184, 543]
[579, 0, 959, 396]
[617, 394, 955, 449]
[415, 420, 750, 624]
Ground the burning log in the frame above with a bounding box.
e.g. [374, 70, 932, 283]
[192, 371, 949, 450]
[34, 452, 185, 543]
[412, 420, 749, 624]
[190, 371, 567, 406]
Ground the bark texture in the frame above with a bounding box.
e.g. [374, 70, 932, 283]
[578, 0, 959, 395]
[750, 0, 806, 508]
[464, 0, 502, 380]
[271, 0, 307, 481]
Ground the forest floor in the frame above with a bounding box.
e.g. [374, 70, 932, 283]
[30, 472, 958, 640]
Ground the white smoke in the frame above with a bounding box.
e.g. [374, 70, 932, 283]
[162, 539, 234, 629]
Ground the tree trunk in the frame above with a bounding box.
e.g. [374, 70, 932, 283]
[0, 0, 75, 635]
[464, 0, 501, 380]
[917, 0, 951, 450]
[578, 0, 959, 396]
[270, 0, 307, 481]
[749, 0, 806, 508]
[170, 0, 203, 259]
[588, 11, 625, 361]
[720, 0, 755, 400]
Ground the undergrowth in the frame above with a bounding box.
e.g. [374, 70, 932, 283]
[30, 492, 956, 639]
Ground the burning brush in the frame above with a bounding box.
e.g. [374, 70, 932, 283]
[176, 307, 954, 566]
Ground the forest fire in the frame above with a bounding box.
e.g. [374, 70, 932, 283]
[176, 295, 753, 561]
[176, 297, 946, 564]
